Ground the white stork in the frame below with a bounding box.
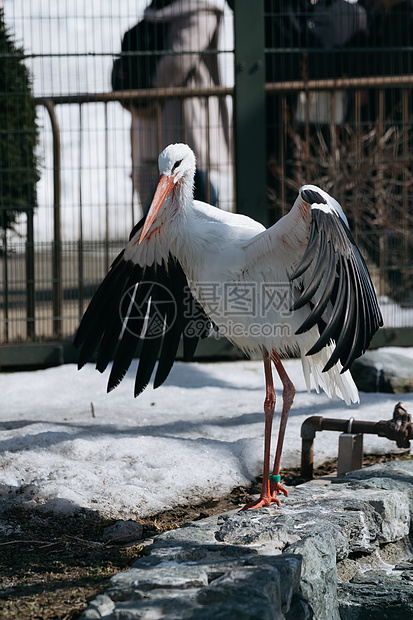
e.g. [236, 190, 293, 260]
[74, 143, 383, 510]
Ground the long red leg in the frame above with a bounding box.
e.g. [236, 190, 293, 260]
[269, 350, 295, 500]
[241, 348, 280, 510]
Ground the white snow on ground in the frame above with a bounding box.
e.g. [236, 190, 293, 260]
[1, 350, 413, 519]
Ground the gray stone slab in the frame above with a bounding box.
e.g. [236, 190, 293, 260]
[350, 349, 413, 393]
[102, 520, 144, 544]
[215, 484, 409, 556]
[288, 532, 339, 620]
[80, 463, 413, 620]
[84, 556, 303, 619]
[338, 579, 413, 620]
[343, 460, 413, 513]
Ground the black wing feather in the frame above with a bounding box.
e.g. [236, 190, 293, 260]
[106, 277, 153, 391]
[133, 264, 174, 396]
[292, 229, 327, 310]
[153, 312, 183, 389]
[96, 264, 143, 374]
[291, 206, 383, 372]
[134, 331, 163, 396]
[305, 256, 347, 356]
[153, 260, 188, 388]
[290, 222, 320, 281]
[153, 261, 212, 386]
[294, 244, 336, 334]
[74, 252, 131, 368]
[322, 259, 358, 372]
[74, 245, 211, 395]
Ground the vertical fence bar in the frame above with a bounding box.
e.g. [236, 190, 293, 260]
[35, 97, 63, 339]
[402, 88, 409, 293]
[104, 102, 110, 273]
[37, 99, 62, 339]
[233, 0, 266, 224]
[131, 160, 135, 230]
[51, 107, 62, 338]
[26, 207, 35, 339]
[329, 91, 337, 197]
[377, 89, 386, 297]
[2, 229, 9, 343]
[33, 99, 62, 341]
[205, 94, 212, 205]
[353, 90, 361, 245]
[280, 94, 287, 216]
[182, 92, 188, 145]
[78, 103, 84, 319]
[304, 88, 310, 174]
[156, 102, 163, 159]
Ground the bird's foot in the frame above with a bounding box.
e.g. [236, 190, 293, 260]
[240, 481, 288, 511]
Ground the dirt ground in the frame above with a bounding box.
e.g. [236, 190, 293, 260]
[1, 451, 412, 620]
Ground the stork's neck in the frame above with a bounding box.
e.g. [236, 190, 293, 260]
[164, 173, 193, 238]
[166, 181, 209, 273]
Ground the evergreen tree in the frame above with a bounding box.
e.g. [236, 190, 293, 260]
[0, 8, 39, 233]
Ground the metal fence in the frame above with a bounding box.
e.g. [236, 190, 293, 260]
[1, 1, 413, 362]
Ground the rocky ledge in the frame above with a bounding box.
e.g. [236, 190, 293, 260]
[80, 461, 413, 619]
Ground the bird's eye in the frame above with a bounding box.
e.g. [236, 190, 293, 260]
[172, 159, 182, 173]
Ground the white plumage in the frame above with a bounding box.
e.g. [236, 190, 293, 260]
[75, 143, 382, 509]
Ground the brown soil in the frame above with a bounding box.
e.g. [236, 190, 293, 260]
[1, 450, 412, 620]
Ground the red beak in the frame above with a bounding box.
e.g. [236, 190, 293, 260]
[138, 175, 175, 244]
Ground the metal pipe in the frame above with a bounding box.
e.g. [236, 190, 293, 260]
[301, 411, 413, 480]
[33, 74, 413, 110]
[36, 97, 62, 339]
[35, 86, 233, 107]
[265, 74, 413, 93]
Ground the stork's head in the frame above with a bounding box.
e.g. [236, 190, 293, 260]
[139, 143, 196, 243]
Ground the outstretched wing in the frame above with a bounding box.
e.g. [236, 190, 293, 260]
[244, 185, 383, 372]
[73, 218, 211, 396]
[291, 186, 383, 372]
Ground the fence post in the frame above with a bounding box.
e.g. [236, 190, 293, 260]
[38, 98, 62, 339]
[233, 0, 267, 225]
[2, 229, 9, 343]
[26, 208, 35, 339]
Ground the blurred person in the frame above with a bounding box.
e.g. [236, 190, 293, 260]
[114, 0, 234, 217]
